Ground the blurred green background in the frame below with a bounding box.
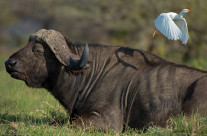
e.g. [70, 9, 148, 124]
[1, 0, 207, 66]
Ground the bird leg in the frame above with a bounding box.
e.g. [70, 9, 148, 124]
[152, 30, 157, 38]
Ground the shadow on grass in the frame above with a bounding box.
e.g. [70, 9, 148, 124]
[0, 112, 69, 125]
[0, 113, 116, 135]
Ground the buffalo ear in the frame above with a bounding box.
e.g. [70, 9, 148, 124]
[29, 29, 75, 66]
[29, 29, 82, 67]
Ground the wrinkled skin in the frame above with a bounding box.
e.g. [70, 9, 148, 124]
[5, 35, 207, 132]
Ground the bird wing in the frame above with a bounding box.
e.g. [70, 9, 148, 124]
[174, 18, 189, 45]
[154, 13, 182, 41]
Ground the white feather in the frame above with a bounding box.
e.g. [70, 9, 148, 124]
[174, 18, 189, 44]
[154, 9, 191, 45]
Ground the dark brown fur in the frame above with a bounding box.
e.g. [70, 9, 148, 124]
[5, 33, 207, 131]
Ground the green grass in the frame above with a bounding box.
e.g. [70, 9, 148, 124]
[1, 55, 207, 136]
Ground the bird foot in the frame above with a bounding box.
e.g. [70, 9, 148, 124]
[152, 31, 157, 38]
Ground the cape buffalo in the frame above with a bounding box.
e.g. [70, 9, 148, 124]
[5, 29, 207, 131]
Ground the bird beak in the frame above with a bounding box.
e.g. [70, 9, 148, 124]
[188, 9, 192, 12]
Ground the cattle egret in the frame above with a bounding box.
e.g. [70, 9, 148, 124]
[154, 9, 192, 45]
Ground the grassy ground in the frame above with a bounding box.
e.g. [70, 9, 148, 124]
[1, 55, 207, 136]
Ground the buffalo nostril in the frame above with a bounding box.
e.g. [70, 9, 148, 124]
[5, 58, 17, 66]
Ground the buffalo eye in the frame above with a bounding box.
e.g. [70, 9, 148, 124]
[33, 43, 44, 54]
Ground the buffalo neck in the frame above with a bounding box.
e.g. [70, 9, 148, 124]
[46, 44, 110, 114]
[49, 67, 85, 113]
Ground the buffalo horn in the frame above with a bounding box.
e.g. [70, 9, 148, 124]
[29, 29, 89, 70]
[68, 43, 89, 69]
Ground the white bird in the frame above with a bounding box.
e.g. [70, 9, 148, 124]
[153, 9, 192, 45]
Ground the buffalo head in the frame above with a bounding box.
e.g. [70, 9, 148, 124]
[5, 29, 89, 88]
